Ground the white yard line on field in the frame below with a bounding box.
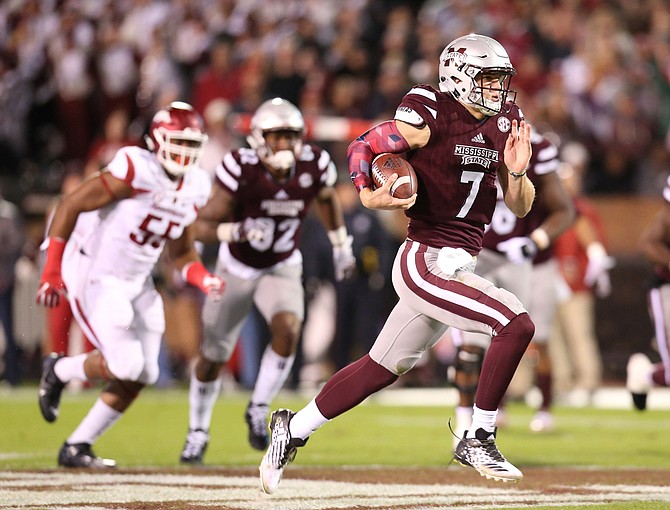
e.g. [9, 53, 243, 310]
[1, 471, 670, 510]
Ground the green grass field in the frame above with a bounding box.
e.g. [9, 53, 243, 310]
[1, 385, 670, 510]
[2, 385, 670, 469]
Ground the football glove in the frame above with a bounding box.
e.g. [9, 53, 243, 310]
[496, 236, 537, 265]
[36, 237, 68, 308]
[332, 235, 356, 281]
[584, 243, 615, 298]
[328, 226, 356, 281]
[216, 219, 265, 243]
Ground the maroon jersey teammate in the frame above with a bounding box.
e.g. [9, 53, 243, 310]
[179, 98, 355, 464]
[452, 130, 574, 441]
[260, 34, 536, 491]
[628, 174, 670, 410]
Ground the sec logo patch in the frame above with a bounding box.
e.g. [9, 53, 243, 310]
[497, 117, 511, 133]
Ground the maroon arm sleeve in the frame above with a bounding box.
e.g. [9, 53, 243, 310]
[346, 120, 411, 192]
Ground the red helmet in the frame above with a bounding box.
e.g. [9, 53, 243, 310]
[145, 101, 208, 177]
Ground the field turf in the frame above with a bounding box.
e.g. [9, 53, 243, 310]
[1, 385, 669, 509]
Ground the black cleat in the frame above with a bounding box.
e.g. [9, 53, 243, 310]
[631, 393, 648, 411]
[58, 442, 116, 468]
[259, 409, 308, 494]
[453, 428, 523, 482]
[245, 403, 270, 450]
[39, 353, 66, 423]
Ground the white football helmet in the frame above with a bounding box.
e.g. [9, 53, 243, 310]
[247, 98, 305, 171]
[439, 33, 517, 116]
[145, 101, 208, 177]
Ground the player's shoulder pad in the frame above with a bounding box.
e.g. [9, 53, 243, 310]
[507, 102, 524, 121]
[300, 144, 337, 188]
[188, 166, 213, 195]
[106, 145, 150, 185]
[395, 84, 438, 127]
[215, 150, 246, 194]
[529, 130, 560, 175]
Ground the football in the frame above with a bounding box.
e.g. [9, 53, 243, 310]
[371, 153, 418, 199]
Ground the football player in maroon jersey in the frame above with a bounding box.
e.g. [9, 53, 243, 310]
[260, 34, 536, 491]
[451, 129, 575, 442]
[627, 175, 670, 410]
[179, 98, 356, 463]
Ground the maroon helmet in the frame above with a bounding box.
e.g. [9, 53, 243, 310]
[145, 101, 208, 176]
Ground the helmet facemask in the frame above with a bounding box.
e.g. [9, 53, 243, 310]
[152, 127, 208, 177]
[248, 128, 303, 172]
[467, 70, 516, 116]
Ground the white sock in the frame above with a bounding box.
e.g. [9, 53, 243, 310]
[250, 346, 295, 405]
[289, 398, 329, 440]
[188, 372, 222, 431]
[468, 405, 497, 437]
[67, 398, 122, 445]
[54, 353, 89, 383]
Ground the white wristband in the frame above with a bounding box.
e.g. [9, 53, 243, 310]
[327, 225, 348, 247]
[216, 223, 236, 242]
[530, 228, 550, 251]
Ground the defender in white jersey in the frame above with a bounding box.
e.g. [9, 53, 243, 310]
[178, 98, 355, 464]
[36, 102, 225, 468]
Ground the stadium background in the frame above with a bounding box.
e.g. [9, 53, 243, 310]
[0, 0, 667, 387]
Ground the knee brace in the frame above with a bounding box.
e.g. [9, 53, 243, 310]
[452, 345, 484, 394]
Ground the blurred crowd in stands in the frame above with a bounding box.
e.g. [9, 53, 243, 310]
[2, 0, 670, 201]
[0, 0, 669, 390]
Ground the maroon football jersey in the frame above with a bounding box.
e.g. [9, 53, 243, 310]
[483, 131, 560, 264]
[396, 84, 524, 255]
[214, 144, 336, 268]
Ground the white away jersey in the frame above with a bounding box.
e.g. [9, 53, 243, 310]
[73, 146, 211, 281]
